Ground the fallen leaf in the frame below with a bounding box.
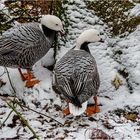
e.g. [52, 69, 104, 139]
[111, 75, 123, 90]
[103, 120, 115, 129]
[90, 128, 114, 139]
[124, 112, 138, 122]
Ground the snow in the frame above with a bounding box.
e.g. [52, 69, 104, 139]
[0, 2, 5, 10]
[0, 0, 140, 139]
[129, 4, 140, 17]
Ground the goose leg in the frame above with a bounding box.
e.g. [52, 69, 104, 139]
[18, 67, 26, 81]
[25, 70, 40, 88]
[63, 100, 70, 116]
[18, 67, 34, 81]
[86, 96, 100, 117]
[22, 72, 35, 80]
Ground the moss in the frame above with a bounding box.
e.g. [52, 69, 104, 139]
[0, 0, 62, 34]
[85, 0, 140, 36]
[133, 0, 140, 3]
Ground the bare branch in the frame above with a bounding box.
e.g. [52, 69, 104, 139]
[5, 67, 16, 95]
[0, 110, 13, 128]
[14, 99, 64, 126]
[6, 101, 40, 140]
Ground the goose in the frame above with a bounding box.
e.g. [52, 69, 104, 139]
[0, 15, 64, 88]
[53, 29, 103, 116]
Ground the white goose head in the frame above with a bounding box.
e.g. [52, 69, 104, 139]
[75, 29, 103, 50]
[40, 15, 64, 34]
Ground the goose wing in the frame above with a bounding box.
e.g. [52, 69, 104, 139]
[0, 23, 48, 55]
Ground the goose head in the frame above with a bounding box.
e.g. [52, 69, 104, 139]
[40, 15, 64, 35]
[75, 29, 103, 50]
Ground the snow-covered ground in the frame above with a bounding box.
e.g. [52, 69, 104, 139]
[0, 0, 140, 139]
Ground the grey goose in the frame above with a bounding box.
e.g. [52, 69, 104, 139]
[0, 15, 64, 88]
[53, 29, 103, 116]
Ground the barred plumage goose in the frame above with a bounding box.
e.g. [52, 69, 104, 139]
[53, 29, 103, 116]
[0, 15, 64, 88]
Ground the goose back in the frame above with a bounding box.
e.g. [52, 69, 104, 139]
[54, 49, 100, 106]
[0, 22, 53, 69]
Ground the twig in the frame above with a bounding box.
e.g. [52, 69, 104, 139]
[4, 67, 16, 94]
[4, 67, 17, 106]
[6, 101, 39, 140]
[4, 68, 40, 139]
[0, 95, 64, 126]
[0, 95, 16, 127]
[0, 68, 6, 77]
[4, 67, 63, 138]
[134, 105, 140, 110]
[0, 110, 13, 128]
[14, 99, 64, 126]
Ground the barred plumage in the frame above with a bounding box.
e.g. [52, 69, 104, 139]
[53, 29, 103, 116]
[54, 50, 100, 102]
[0, 15, 64, 88]
[0, 23, 50, 68]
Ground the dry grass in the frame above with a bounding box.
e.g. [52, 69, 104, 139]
[0, 0, 63, 34]
[86, 0, 140, 36]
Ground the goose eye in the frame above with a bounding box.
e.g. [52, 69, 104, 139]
[56, 24, 58, 26]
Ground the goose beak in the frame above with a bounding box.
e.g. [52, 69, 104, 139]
[99, 38, 104, 43]
[60, 29, 65, 36]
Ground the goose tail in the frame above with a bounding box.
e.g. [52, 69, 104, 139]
[69, 101, 88, 116]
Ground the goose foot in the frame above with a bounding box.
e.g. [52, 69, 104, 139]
[63, 100, 70, 116]
[18, 67, 34, 81]
[63, 107, 70, 116]
[25, 70, 40, 88]
[86, 105, 100, 117]
[86, 96, 100, 117]
[25, 79, 40, 88]
[22, 72, 35, 81]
